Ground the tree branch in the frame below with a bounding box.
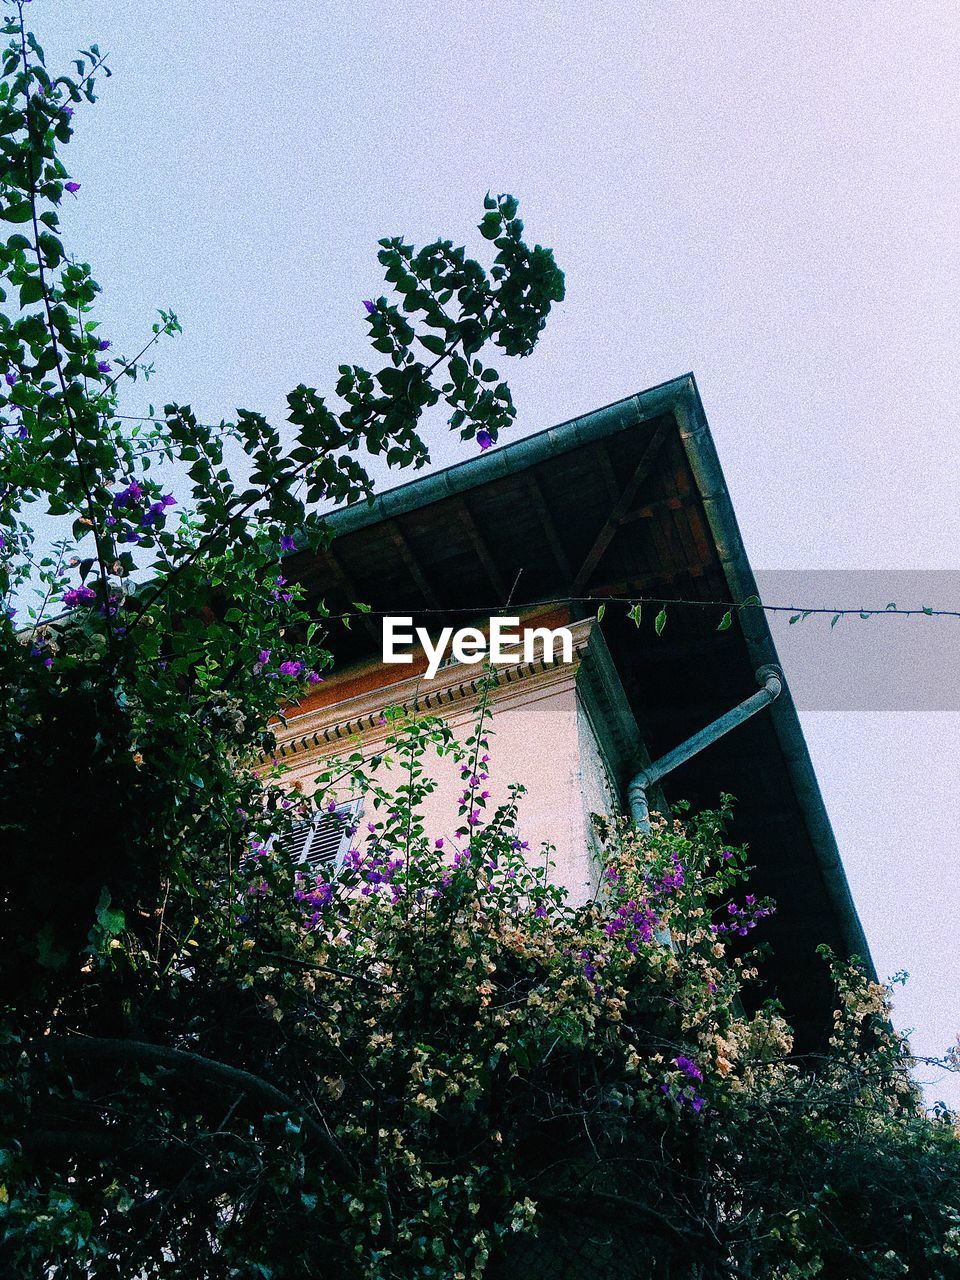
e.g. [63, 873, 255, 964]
[45, 1035, 356, 1182]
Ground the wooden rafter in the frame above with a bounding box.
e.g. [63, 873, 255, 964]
[385, 519, 443, 611]
[595, 446, 622, 507]
[526, 474, 572, 578]
[619, 494, 686, 525]
[570, 424, 670, 595]
[454, 498, 508, 601]
[319, 549, 381, 643]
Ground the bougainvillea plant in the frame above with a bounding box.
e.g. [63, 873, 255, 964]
[5, 670, 960, 1277]
[1, 5, 959, 1278]
[0, 0, 562, 1004]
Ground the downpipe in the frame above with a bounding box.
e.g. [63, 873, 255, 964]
[625, 666, 782, 946]
[627, 665, 783, 832]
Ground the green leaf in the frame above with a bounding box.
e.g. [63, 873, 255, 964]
[19, 277, 43, 306]
[38, 231, 62, 266]
[627, 603, 642, 626]
[2, 201, 33, 223]
[418, 333, 447, 357]
[717, 610, 732, 632]
[654, 606, 667, 636]
[830, 613, 841, 628]
[596, 603, 605, 623]
[94, 887, 125, 938]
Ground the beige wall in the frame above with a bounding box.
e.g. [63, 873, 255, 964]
[274, 620, 625, 902]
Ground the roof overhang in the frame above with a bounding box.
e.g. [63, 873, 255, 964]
[285, 374, 873, 1044]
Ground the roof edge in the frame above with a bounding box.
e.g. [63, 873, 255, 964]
[321, 375, 692, 539]
[673, 377, 875, 975]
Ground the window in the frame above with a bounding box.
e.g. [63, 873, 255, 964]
[275, 798, 363, 877]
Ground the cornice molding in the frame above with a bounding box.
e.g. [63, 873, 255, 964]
[275, 619, 596, 762]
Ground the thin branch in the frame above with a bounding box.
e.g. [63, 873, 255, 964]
[45, 1035, 357, 1182]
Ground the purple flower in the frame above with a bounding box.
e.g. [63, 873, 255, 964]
[113, 482, 142, 507]
[141, 502, 166, 527]
[278, 660, 304, 677]
[98, 339, 111, 351]
[257, 649, 271, 665]
[63, 585, 96, 608]
[476, 429, 493, 451]
[362, 299, 376, 315]
[673, 1055, 704, 1083]
[16, 425, 26, 440]
[306, 671, 323, 685]
[280, 534, 297, 552]
[4, 372, 17, 388]
[97, 360, 111, 375]
[65, 181, 81, 195]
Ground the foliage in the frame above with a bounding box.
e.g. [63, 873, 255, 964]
[1, 7, 959, 1279]
[4, 684, 960, 1277]
[0, 1, 562, 1008]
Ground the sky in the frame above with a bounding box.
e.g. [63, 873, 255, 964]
[44, 0, 960, 1101]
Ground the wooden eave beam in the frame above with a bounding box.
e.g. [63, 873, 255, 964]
[619, 494, 687, 524]
[385, 519, 443, 611]
[526, 474, 573, 578]
[570, 424, 670, 596]
[319, 549, 381, 643]
[454, 498, 509, 601]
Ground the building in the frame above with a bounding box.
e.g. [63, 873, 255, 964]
[276, 374, 871, 1049]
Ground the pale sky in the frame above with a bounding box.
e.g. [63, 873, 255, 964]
[45, 0, 960, 1102]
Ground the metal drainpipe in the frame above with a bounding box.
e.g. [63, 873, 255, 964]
[626, 665, 782, 946]
[627, 665, 784, 833]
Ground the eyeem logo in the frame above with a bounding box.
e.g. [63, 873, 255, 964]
[383, 616, 574, 680]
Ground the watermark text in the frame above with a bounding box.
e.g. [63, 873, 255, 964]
[383, 616, 573, 679]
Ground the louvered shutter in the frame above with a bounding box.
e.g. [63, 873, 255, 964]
[277, 819, 316, 865]
[277, 798, 362, 876]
